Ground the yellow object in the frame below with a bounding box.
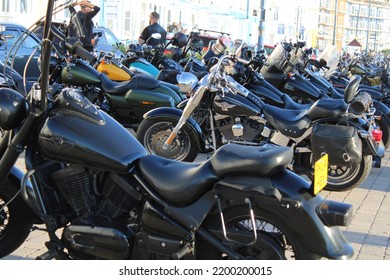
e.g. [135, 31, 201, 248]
[368, 77, 382, 86]
[96, 62, 131, 81]
[313, 154, 328, 195]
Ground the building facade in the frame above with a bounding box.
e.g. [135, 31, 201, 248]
[1, 0, 390, 52]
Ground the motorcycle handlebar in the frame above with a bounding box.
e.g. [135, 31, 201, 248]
[74, 44, 97, 64]
[48, 21, 96, 65]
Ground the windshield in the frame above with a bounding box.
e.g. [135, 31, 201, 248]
[260, 42, 288, 75]
[319, 44, 340, 79]
[287, 47, 306, 73]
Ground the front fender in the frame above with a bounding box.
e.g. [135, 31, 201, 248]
[142, 107, 205, 150]
[1, 167, 42, 224]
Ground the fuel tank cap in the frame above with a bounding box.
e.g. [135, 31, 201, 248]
[65, 88, 85, 103]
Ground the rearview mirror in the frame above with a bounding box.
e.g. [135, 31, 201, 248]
[319, 58, 327, 67]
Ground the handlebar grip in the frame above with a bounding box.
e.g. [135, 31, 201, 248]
[74, 44, 96, 65]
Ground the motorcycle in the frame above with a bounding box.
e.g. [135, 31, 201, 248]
[302, 45, 390, 150]
[123, 32, 203, 95]
[0, 0, 354, 260]
[32, 23, 189, 130]
[260, 42, 390, 150]
[136, 45, 384, 192]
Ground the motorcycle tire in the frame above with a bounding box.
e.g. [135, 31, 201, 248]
[197, 205, 320, 260]
[305, 154, 372, 192]
[136, 117, 199, 162]
[0, 184, 33, 258]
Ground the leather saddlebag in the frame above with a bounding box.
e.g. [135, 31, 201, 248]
[311, 124, 362, 166]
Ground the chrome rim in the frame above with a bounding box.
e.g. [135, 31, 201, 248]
[327, 163, 360, 186]
[143, 121, 192, 161]
[0, 198, 9, 238]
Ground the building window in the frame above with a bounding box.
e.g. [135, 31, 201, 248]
[20, 0, 27, 13]
[2, 0, 10, 12]
[377, 9, 383, 18]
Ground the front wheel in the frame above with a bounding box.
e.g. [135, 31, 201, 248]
[0, 186, 33, 258]
[136, 117, 200, 162]
[197, 206, 320, 260]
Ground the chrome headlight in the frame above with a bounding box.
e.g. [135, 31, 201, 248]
[176, 72, 198, 94]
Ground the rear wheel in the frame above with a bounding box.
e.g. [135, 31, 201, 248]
[136, 117, 199, 162]
[0, 186, 32, 258]
[197, 206, 319, 260]
[324, 155, 372, 191]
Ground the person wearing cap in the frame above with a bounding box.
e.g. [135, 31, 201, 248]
[68, 0, 100, 52]
[138, 12, 167, 47]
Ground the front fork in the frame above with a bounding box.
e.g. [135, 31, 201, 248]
[163, 86, 208, 148]
[0, 111, 40, 186]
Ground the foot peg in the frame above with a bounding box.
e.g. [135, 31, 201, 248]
[35, 241, 62, 260]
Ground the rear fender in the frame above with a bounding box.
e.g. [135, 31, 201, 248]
[158, 170, 352, 259]
[211, 171, 354, 260]
[373, 100, 390, 120]
[347, 118, 385, 158]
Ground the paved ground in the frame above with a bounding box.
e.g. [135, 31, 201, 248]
[2, 149, 390, 260]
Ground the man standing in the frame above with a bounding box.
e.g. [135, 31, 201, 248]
[138, 12, 167, 47]
[68, 0, 100, 52]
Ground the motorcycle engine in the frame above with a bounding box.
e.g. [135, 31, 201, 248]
[51, 164, 143, 259]
[215, 115, 265, 143]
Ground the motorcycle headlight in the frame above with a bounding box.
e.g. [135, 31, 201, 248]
[176, 72, 198, 94]
[0, 88, 29, 130]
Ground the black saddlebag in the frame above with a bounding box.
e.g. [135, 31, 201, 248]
[311, 124, 362, 166]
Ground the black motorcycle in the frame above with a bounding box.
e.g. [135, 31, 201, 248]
[0, 0, 354, 260]
[260, 42, 390, 149]
[137, 51, 384, 191]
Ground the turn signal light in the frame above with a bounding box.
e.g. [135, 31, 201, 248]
[317, 200, 353, 227]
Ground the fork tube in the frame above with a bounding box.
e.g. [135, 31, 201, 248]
[164, 86, 207, 146]
[0, 130, 11, 159]
[209, 109, 217, 151]
[0, 112, 39, 185]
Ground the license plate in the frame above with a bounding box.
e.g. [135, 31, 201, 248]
[312, 154, 328, 195]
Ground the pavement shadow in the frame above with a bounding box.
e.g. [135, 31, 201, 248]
[344, 230, 390, 247]
[357, 166, 390, 192]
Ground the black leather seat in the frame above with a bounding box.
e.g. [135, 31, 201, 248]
[100, 73, 160, 94]
[306, 98, 347, 119]
[263, 105, 311, 138]
[137, 144, 293, 205]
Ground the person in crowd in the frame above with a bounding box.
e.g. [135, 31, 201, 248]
[138, 12, 167, 47]
[68, 0, 100, 52]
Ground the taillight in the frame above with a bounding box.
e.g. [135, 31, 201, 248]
[372, 129, 383, 143]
